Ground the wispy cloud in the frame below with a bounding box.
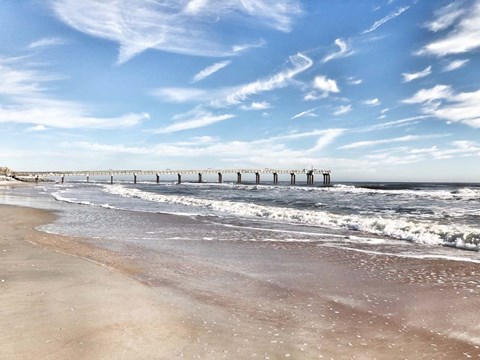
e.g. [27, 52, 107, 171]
[28, 37, 67, 49]
[333, 104, 352, 116]
[154, 108, 235, 134]
[403, 85, 480, 128]
[424, 0, 466, 32]
[153, 53, 313, 108]
[192, 61, 231, 83]
[25, 125, 47, 132]
[291, 108, 317, 119]
[240, 101, 271, 111]
[346, 77, 362, 85]
[304, 75, 340, 100]
[220, 53, 313, 106]
[362, 98, 381, 106]
[418, 0, 480, 57]
[51, 0, 302, 63]
[443, 59, 469, 72]
[151, 87, 211, 103]
[357, 115, 430, 133]
[0, 55, 149, 129]
[232, 39, 266, 53]
[339, 134, 448, 150]
[62, 128, 345, 168]
[402, 85, 453, 104]
[363, 6, 409, 34]
[322, 38, 354, 63]
[402, 65, 432, 82]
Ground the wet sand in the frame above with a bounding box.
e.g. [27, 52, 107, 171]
[1, 204, 480, 359]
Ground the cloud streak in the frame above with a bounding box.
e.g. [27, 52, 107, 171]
[28, 37, 67, 49]
[51, 0, 303, 63]
[192, 61, 231, 83]
[339, 134, 448, 150]
[418, 0, 480, 57]
[153, 53, 313, 108]
[363, 6, 409, 34]
[0, 56, 150, 129]
[322, 38, 354, 63]
[402, 65, 432, 82]
[403, 85, 480, 128]
[154, 108, 235, 133]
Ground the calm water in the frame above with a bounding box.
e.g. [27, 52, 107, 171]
[1, 179, 480, 262]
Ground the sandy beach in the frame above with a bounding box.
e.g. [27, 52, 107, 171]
[1, 200, 480, 359]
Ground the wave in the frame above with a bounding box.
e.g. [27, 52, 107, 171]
[102, 184, 480, 251]
[162, 181, 480, 201]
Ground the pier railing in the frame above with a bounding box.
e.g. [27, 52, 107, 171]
[11, 168, 332, 185]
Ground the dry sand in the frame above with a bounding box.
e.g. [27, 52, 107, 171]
[1, 203, 480, 359]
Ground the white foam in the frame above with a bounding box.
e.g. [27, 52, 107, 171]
[102, 184, 480, 250]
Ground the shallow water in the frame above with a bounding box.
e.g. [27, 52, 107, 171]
[1, 180, 479, 262]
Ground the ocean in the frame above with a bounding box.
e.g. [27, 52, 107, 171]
[3, 178, 480, 357]
[1, 178, 479, 262]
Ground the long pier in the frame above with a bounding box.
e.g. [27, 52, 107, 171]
[12, 168, 332, 186]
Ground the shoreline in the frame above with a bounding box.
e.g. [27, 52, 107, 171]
[1, 203, 480, 358]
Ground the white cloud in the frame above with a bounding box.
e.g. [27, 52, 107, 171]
[312, 75, 340, 95]
[240, 101, 271, 111]
[424, 1, 466, 32]
[28, 37, 67, 49]
[333, 104, 352, 116]
[403, 85, 480, 128]
[363, 6, 409, 34]
[322, 38, 354, 63]
[357, 115, 429, 132]
[232, 39, 266, 53]
[291, 108, 317, 120]
[154, 108, 235, 134]
[0, 58, 60, 96]
[0, 56, 150, 129]
[339, 134, 448, 150]
[419, 1, 480, 57]
[402, 65, 432, 82]
[0, 103, 150, 129]
[362, 98, 381, 106]
[221, 53, 312, 106]
[62, 128, 345, 168]
[443, 59, 469, 72]
[153, 53, 312, 107]
[402, 85, 453, 104]
[25, 125, 47, 132]
[346, 77, 362, 85]
[192, 61, 231, 83]
[152, 87, 211, 103]
[426, 89, 480, 128]
[51, 0, 302, 63]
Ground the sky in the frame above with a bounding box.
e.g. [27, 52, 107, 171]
[1, 0, 480, 182]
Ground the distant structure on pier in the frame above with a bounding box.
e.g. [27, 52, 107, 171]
[12, 168, 332, 186]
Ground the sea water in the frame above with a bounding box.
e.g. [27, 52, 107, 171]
[1, 179, 479, 262]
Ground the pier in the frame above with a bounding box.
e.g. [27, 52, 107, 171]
[12, 168, 332, 186]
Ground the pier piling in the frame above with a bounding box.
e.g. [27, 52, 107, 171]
[110, 175, 113, 184]
[255, 172, 260, 185]
[87, 175, 89, 183]
[177, 174, 182, 184]
[218, 173, 223, 183]
[198, 173, 202, 183]
[290, 173, 296, 185]
[156, 174, 160, 184]
[61, 175, 65, 184]
[237, 172, 242, 184]
[134, 173, 137, 184]
[273, 173, 278, 185]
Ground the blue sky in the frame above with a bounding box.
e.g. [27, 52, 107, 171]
[1, 0, 480, 182]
